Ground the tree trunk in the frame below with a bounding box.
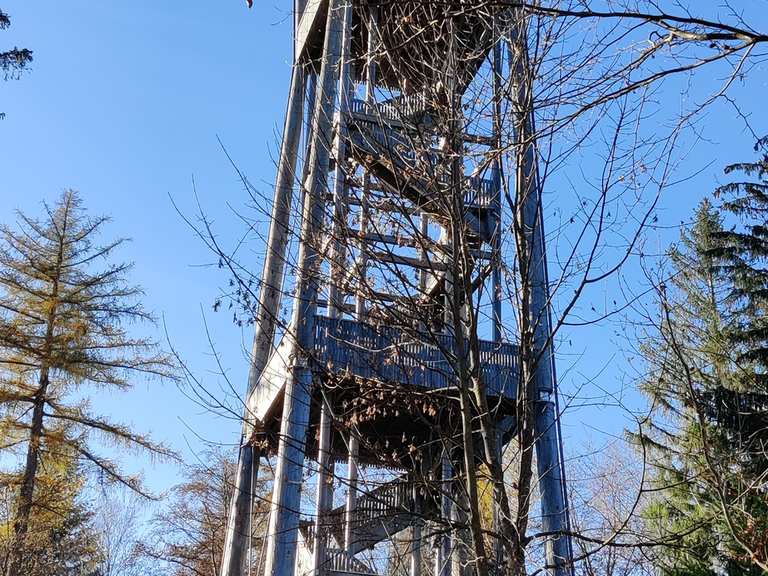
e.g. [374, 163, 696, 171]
[7, 372, 48, 576]
[7, 207, 66, 576]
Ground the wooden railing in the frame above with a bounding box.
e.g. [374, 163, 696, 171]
[349, 93, 430, 124]
[346, 116, 498, 211]
[325, 548, 377, 575]
[312, 316, 517, 399]
[351, 479, 412, 528]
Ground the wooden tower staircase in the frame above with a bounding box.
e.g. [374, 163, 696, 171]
[220, 3, 573, 576]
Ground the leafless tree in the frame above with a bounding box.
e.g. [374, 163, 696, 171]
[136, 448, 272, 576]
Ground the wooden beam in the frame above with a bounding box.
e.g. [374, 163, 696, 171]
[295, 0, 326, 61]
[370, 251, 448, 271]
[263, 2, 346, 575]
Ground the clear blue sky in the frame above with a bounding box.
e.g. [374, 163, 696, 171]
[1, 2, 766, 497]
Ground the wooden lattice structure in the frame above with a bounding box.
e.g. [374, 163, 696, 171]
[221, 2, 572, 576]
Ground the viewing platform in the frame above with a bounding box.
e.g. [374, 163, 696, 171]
[249, 315, 518, 424]
[313, 315, 517, 397]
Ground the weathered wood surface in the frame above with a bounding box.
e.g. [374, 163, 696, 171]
[313, 316, 518, 399]
[249, 314, 519, 424]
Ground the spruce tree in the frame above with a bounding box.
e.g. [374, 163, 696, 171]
[0, 190, 175, 576]
[639, 158, 768, 573]
[713, 137, 768, 385]
[639, 200, 746, 575]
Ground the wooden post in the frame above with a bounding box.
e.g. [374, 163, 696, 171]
[491, 36, 503, 344]
[316, 3, 351, 569]
[451, 474, 470, 576]
[507, 20, 573, 576]
[246, 46, 306, 402]
[410, 482, 422, 576]
[344, 428, 359, 554]
[312, 403, 334, 573]
[491, 429, 504, 571]
[220, 444, 260, 576]
[221, 24, 307, 576]
[354, 5, 378, 320]
[435, 453, 453, 576]
[328, 0, 353, 318]
[262, 3, 345, 576]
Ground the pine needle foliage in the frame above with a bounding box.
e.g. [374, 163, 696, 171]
[0, 190, 176, 576]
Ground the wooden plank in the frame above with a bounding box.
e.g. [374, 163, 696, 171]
[370, 251, 447, 271]
[312, 315, 518, 398]
[295, 0, 326, 61]
[246, 335, 295, 423]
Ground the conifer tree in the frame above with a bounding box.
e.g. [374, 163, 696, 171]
[713, 137, 768, 385]
[639, 182, 768, 572]
[638, 200, 740, 575]
[0, 190, 175, 576]
[0, 434, 101, 576]
[0, 10, 32, 79]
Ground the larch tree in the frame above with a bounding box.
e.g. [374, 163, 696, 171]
[0, 433, 102, 576]
[0, 190, 175, 576]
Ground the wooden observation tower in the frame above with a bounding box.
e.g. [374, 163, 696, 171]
[222, 2, 572, 576]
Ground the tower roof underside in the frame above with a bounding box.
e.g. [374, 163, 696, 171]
[298, 1, 504, 95]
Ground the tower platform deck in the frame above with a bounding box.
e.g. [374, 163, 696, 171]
[248, 315, 518, 429]
[250, 316, 518, 466]
[313, 315, 517, 397]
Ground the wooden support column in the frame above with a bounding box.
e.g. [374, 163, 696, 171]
[491, 37, 503, 344]
[418, 213, 429, 293]
[434, 453, 453, 576]
[221, 24, 307, 576]
[262, 3, 346, 576]
[312, 403, 334, 573]
[246, 53, 306, 400]
[301, 71, 318, 186]
[354, 5, 378, 321]
[507, 20, 573, 576]
[441, 225, 454, 333]
[410, 482, 422, 576]
[354, 176, 370, 320]
[491, 429, 504, 571]
[450, 473, 471, 576]
[314, 4, 352, 570]
[327, 0, 354, 319]
[343, 428, 359, 553]
[220, 444, 261, 576]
